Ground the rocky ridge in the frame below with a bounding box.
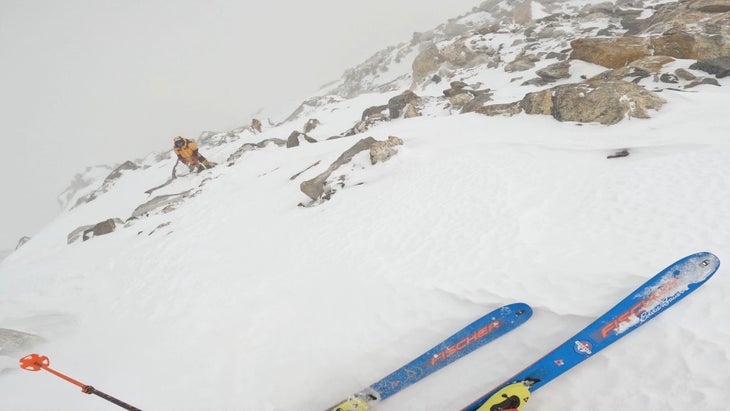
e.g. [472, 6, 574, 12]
[53, 0, 727, 244]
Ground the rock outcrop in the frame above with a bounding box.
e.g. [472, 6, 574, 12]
[82, 218, 125, 242]
[227, 138, 287, 164]
[300, 137, 377, 202]
[286, 131, 317, 148]
[15, 236, 30, 250]
[300, 135, 404, 204]
[570, 37, 652, 68]
[690, 56, 730, 77]
[388, 90, 421, 119]
[132, 192, 192, 219]
[370, 136, 404, 165]
[521, 79, 666, 125]
[73, 161, 141, 209]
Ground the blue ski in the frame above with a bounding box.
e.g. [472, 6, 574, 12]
[327, 303, 532, 411]
[461, 252, 721, 411]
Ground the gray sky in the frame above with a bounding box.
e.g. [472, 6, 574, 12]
[0, 0, 479, 250]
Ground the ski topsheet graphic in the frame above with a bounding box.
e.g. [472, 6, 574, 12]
[462, 252, 721, 411]
[327, 303, 532, 411]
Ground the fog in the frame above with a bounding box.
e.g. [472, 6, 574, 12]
[0, 0, 480, 250]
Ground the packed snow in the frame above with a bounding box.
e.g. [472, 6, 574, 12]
[2, 2, 730, 411]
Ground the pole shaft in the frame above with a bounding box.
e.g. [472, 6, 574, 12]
[86, 386, 143, 411]
[41, 366, 86, 389]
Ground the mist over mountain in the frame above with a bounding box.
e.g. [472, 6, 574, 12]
[1, 1, 729, 410]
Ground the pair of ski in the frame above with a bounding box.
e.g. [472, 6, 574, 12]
[327, 252, 720, 411]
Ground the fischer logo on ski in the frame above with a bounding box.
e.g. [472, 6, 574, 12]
[593, 272, 684, 341]
[327, 303, 532, 411]
[431, 321, 501, 366]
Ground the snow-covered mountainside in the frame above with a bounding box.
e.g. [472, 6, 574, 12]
[1, 1, 729, 410]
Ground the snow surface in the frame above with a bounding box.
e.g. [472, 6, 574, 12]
[1, 83, 728, 410]
[1, 3, 730, 411]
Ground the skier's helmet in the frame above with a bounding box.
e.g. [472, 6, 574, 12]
[174, 136, 185, 148]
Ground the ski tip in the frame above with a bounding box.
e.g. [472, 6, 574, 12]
[502, 302, 533, 322]
[691, 252, 720, 270]
[675, 252, 721, 285]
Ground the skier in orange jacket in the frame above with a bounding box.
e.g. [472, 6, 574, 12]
[172, 136, 215, 175]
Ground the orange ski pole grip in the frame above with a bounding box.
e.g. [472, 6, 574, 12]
[19, 354, 142, 411]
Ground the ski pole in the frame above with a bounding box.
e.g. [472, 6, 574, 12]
[19, 354, 142, 411]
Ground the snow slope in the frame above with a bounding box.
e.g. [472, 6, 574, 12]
[1, 2, 730, 410]
[1, 84, 728, 411]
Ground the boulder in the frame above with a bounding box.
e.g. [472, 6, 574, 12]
[689, 56, 730, 77]
[607, 149, 630, 159]
[343, 113, 388, 137]
[412, 43, 444, 86]
[505, 52, 540, 72]
[15, 236, 30, 250]
[650, 31, 730, 60]
[521, 80, 666, 125]
[688, 0, 730, 13]
[659, 73, 680, 83]
[474, 102, 523, 117]
[685, 77, 722, 87]
[521, 89, 553, 116]
[388, 91, 421, 119]
[68, 224, 94, 244]
[616, 0, 730, 58]
[545, 52, 569, 61]
[570, 37, 652, 68]
[623, 0, 730, 34]
[300, 137, 377, 201]
[403, 102, 421, 119]
[449, 81, 468, 90]
[227, 138, 286, 163]
[443, 85, 467, 97]
[449, 91, 475, 109]
[675, 68, 697, 80]
[361, 105, 388, 121]
[251, 118, 262, 133]
[628, 55, 676, 73]
[536, 61, 571, 81]
[132, 192, 191, 219]
[303, 118, 321, 133]
[440, 39, 478, 67]
[286, 131, 317, 148]
[82, 218, 125, 241]
[460, 92, 495, 114]
[370, 136, 404, 165]
[590, 66, 651, 82]
[411, 38, 500, 86]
